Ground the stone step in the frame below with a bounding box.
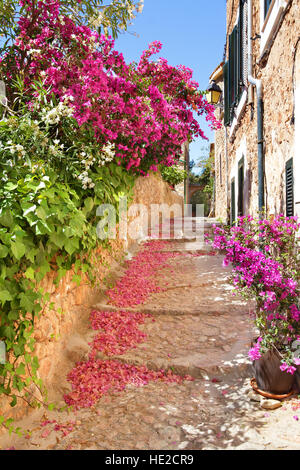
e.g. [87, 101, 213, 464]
[92, 313, 254, 380]
[92, 301, 250, 318]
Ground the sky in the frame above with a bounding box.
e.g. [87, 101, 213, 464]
[115, 0, 227, 171]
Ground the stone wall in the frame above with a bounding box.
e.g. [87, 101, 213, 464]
[127, 172, 183, 243]
[0, 172, 183, 423]
[214, 0, 300, 221]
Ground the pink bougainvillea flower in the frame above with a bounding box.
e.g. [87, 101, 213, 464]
[64, 359, 193, 410]
[40, 429, 51, 438]
[106, 241, 182, 307]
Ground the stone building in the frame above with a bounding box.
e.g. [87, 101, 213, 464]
[211, 0, 300, 223]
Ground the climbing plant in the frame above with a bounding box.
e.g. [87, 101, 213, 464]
[0, 91, 136, 417]
[160, 166, 187, 187]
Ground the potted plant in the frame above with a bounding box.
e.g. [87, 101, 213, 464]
[207, 214, 300, 395]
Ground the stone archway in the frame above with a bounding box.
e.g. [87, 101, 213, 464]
[189, 184, 203, 201]
[190, 189, 210, 217]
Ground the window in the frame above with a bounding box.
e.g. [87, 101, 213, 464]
[285, 158, 294, 217]
[260, 0, 288, 57]
[223, 0, 248, 127]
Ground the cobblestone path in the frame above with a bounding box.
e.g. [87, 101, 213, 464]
[1, 218, 300, 450]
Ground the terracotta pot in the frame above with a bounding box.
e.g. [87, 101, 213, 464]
[293, 367, 300, 393]
[252, 348, 295, 395]
[250, 378, 294, 400]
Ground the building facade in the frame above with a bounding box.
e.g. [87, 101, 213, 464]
[212, 0, 300, 223]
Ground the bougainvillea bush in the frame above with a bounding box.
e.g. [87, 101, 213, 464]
[207, 215, 300, 374]
[0, 0, 220, 416]
[1, 0, 220, 176]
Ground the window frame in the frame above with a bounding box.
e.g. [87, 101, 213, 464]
[264, 0, 273, 18]
[260, 0, 288, 58]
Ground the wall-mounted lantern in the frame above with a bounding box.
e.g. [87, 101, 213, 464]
[206, 80, 222, 106]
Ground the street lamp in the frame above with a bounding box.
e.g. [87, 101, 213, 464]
[206, 80, 222, 106]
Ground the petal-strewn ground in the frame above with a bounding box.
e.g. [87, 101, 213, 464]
[1, 218, 300, 450]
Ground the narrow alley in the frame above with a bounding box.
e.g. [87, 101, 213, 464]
[1, 218, 300, 451]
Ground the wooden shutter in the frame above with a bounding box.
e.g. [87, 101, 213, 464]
[238, 157, 244, 217]
[231, 178, 236, 224]
[229, 26, 238, 109]
[241, 0, 248, 86]
[238, 0, 248, 97]
[223, 61, 230, 126]
[285, 158, 294, 217]
[227, 1, 248, 125]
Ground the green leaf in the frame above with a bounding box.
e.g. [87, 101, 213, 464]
[0, 290, 13, 305]
[24, 267, 35, 280]
[11, 240, 26, 260]
[4, 182, 18, 191]
[49, 232, 65, 250]
[84, 197, 94, 213]
[10, 395, 17, 407]
[13, 344, 23, 357]
[25, 248, 38, 263]
[24, 353, 32, 364]
[19, 292, 35, 313]
[72, 274, 81, 286]
[16, 363, 25, 376]
[35, 220, 52, 235]
[0, 244, 8, 258]
[0, 210, 14, 228]
[35, 206, 47, 220]
[64, 237, 79, 255]
[1, 326, 15, 341]
[32, 356, 39, 371]
[23, 204, 37, 217]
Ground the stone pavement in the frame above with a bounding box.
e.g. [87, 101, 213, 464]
[1, 218, 300, 450]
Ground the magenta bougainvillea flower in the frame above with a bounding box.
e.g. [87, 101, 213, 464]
[0, 0, 220, 175]
[106, 240, 180, 307]
[64, 241, 194, 409]
[207, 214, 300, 374]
